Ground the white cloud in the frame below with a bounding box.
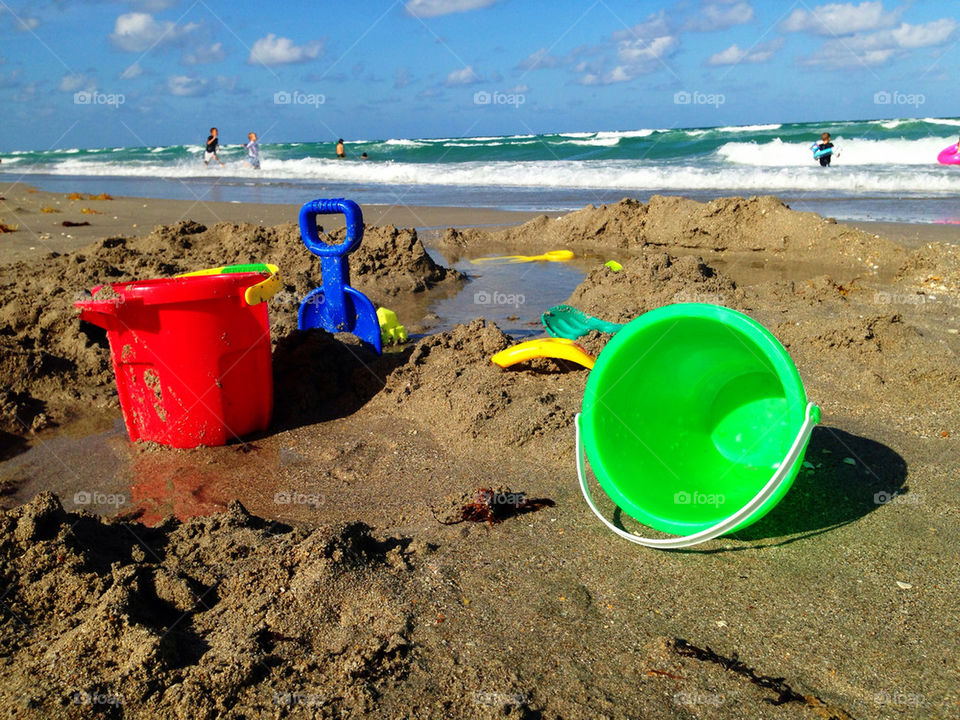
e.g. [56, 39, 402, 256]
[707, 38, 783, 65]
[183, 42, 225, 65]
[0, 69, 22, 88]
[59, 73, 96, 92]
[216, 75, 238, 92]
[516, 47, 563, 71]
[617, 35, 678, 66]
[685, 1, 754, 32]
[611, 11, 672, 42]
[15, 16, 39, 31]
[248, 34, 322, 66]
[395, 67, 411, 88]
[891, 19, 957, 48]
[802, 18, 957, 66]
[782, 1, 900, 36]
[129, 0, 179, 10]
[120, 62, 144, 79]
[405, 0, 497, 18]
[110, 12, 199, 52]
[167, 74, 207, 96]
[577, 10, 679, 83]
[445, 65, 482, 85]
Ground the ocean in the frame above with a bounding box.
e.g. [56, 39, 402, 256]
[3, 117, 960, 224]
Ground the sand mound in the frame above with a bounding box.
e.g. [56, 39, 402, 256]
[894, 242, 960, 301]
[566, 252, 748, 324]
[271, 329, 405, 428]
[377, 319, 587, 446]
[0, 221, 460, 440]
[0, 492, 418, 718]
[773, 308, 959, 437]
[440, 196, 903, 266]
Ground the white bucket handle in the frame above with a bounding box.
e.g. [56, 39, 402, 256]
[576, 402, 820, 549]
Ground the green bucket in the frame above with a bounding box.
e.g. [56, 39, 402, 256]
[576, 303, 820, 548]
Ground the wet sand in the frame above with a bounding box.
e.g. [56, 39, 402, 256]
[0, 192, 958, 719]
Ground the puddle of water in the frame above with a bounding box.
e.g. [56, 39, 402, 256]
[0, 417, 130, 513]
[424, 248, 594, 337]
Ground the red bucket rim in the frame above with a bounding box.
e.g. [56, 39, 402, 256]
[87, 272, 268, 308]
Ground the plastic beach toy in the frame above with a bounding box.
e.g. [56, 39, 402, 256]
[471, 250, 574, 264]
[937, 144, 960, 165]
[576, 303, 820, 549]
[177, 263, 281, 306]
[542, 304, 624, 340]
[297, 198, 382, 354]
[492, 337, 595, 370]
[75, 271, 279, 448]
[377, 307, 408, 345]
[811, 143, 833, 159]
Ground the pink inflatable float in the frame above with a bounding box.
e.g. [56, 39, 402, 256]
[937, 144, 960, 165]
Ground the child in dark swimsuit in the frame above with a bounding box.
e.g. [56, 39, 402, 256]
[816, 132, 834, 167]
[204, 127, 223, 166]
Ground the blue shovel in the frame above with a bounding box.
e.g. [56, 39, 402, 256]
[297, 198, 383, 354]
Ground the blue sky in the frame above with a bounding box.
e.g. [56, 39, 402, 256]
[0, 0, 958, 151]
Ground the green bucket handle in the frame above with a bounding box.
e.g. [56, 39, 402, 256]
[575, 401, 821, 549]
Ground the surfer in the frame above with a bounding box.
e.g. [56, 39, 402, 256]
[204, 127, 224, 167]
[815, 132, 833, 167]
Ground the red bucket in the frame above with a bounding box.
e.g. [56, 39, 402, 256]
[76, 273, 274, 448]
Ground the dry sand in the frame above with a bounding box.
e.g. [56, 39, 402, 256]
[0, 191, 958, 719]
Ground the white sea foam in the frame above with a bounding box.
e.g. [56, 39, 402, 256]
[717, 123, 782, 133]
[920, 117, 960, 127]
[717, 136, 954, 166]
[14, 156, 960, 194]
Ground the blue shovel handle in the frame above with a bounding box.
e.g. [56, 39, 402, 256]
[299, 198, 363, 331]
[299, 198, 364, 256]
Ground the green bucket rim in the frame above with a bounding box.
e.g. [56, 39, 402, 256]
[580, 303, 809, 535]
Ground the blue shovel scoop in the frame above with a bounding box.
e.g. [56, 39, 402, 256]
[297, 198, 383, 354]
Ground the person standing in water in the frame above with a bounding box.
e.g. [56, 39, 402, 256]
[204, 127, 224, 166]
[336, 138, 345, 158]
[815, 132, 834, 167]
[242, 132, 260, 169]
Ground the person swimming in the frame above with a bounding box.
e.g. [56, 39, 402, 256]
[336, 138, 345, 158]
